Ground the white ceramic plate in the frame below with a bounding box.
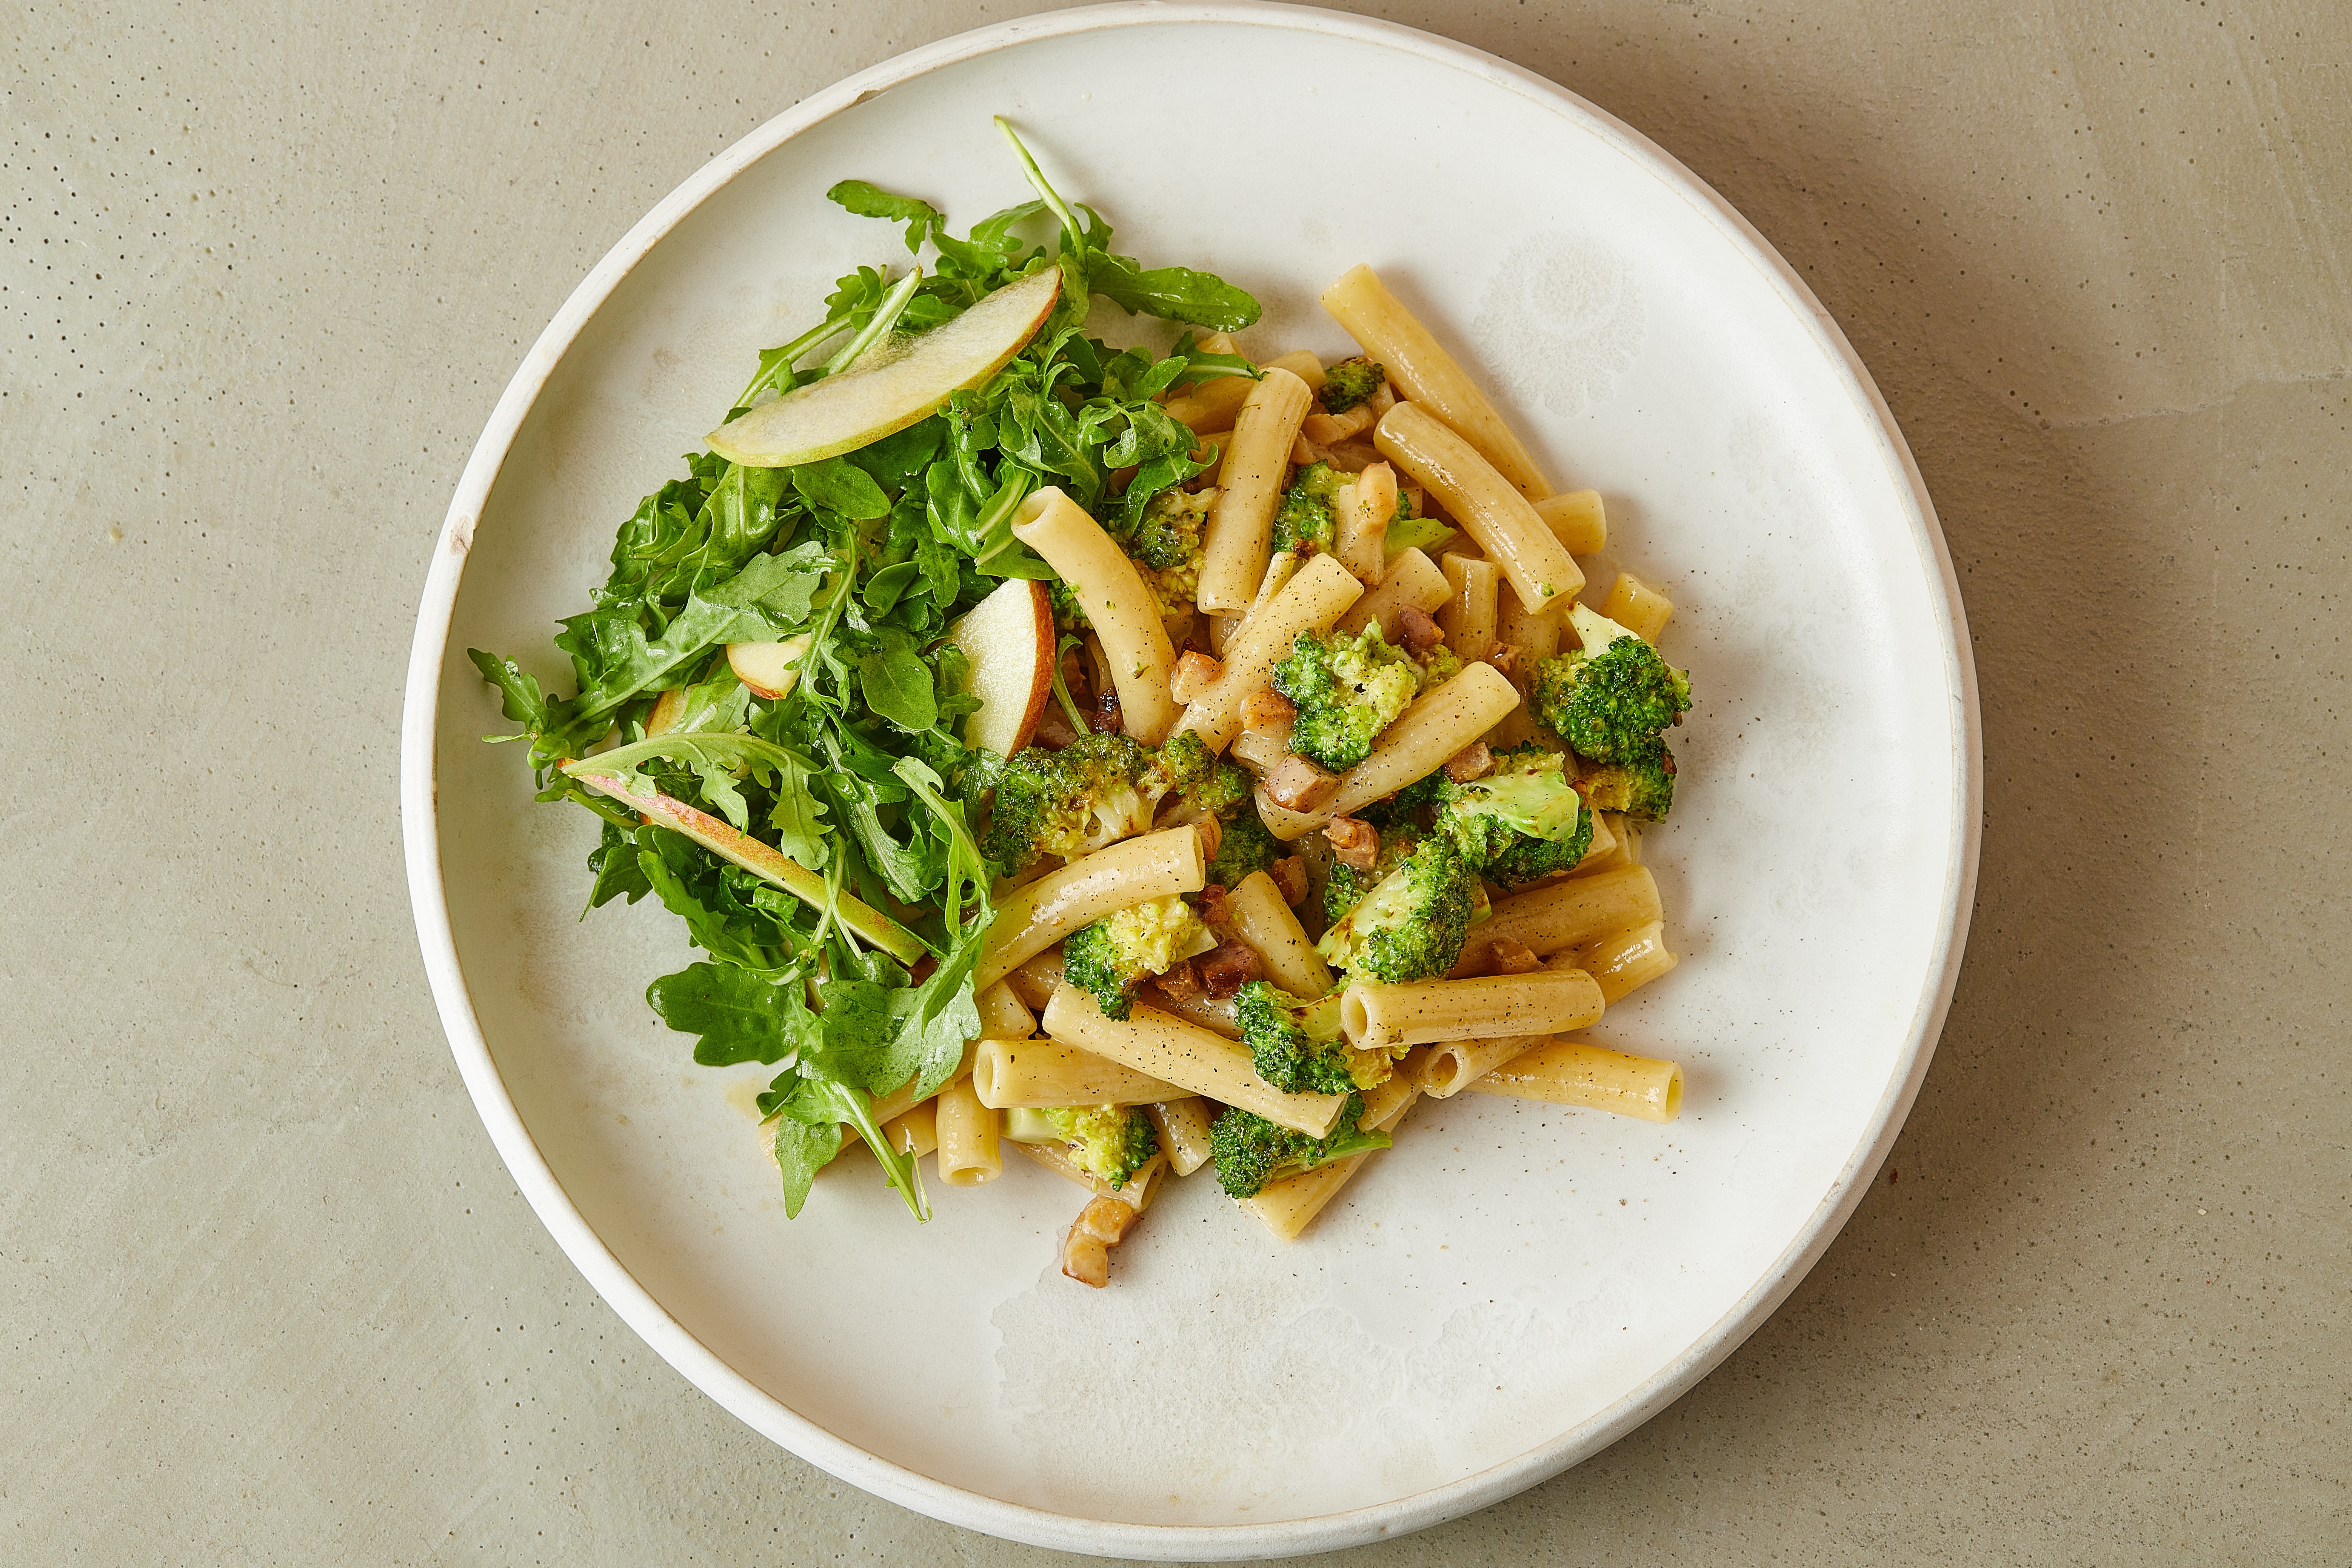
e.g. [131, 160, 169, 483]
[401, 4, 1979, 1557]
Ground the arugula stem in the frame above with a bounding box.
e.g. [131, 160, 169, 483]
[837, 1085, 930, 1222]
[993, 117, 1084, 255]
[734, 315, 854, 409]
[824, 266, 924, 375]
[1047, 633, 1090, 733]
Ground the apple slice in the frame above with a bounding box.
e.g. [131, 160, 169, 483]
[727, 634, 811, 701]
[708, 268, 1062, 468]
[945, 578, 1054, 758]
[562, 761, 927, 964]
[644, 686, 690, 737]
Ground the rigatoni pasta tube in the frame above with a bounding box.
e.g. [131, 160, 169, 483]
[1238, 1083, 1420, 1242]
[1225, 869, 1333, 998]
[1421, 1034, 1552, 1099]
[1601, 571, 1675, 643]
[879, 1101, 938, 1158]
[1336, 546, 1449, 640]
[1485, 580, 1564, 750]
[971, 1039, 1187, 1109]
[1197, 367, 1315, 612]
[1450, 865, 1661, 975]
[976, 980, 1034, 1041]
[1042, 983, 1348, 1138]
[1574, 920, 1679, 1003]
[1145, 1097, 1216, 1176]
[1176, 553, 1362, 751]
[1262, 660, 1520, 839]
[933, 1080, 1002, 1186]
[1440, 552, 1500, 664]
[1535, 488, 1607, 555]
[1011, 487, 1180, 744]
[1335, 462, 1397, 584]
[977, 826, 1205, 991]
[1257, 349, 1325, 390]
[1340, 968, 1605, 1056]
[1495, 580, 1563, 665]
[1319, 264, 1552, 500]
[1376, 402, 1582, 610]
[1004, 949, 1064, 1012]
[1462, 1038, 1683, 1123]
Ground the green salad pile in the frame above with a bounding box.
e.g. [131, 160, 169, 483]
[469, 122, 1262, 1221]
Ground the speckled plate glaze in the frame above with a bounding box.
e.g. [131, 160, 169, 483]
[400, 5, 1980, 1557]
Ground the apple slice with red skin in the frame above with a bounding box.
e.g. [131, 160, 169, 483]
[561, 761, 926, 965]
[727, 634, 811, 701]
[945, 579, 1054, 758]
[708, 268, 1063, 469]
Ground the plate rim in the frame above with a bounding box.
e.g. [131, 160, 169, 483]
[398, 3, 1983, 1557]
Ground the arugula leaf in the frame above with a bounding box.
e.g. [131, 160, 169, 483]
[848, 416, 945, 491]
[857, 628, 937, 732]
[790, 457, 893, 520]
[827, 179, 942, 253]
[468, 649, 549, 736]
[703, 541, 831, 622]
[764, 748, 833, 870]
[584, 819, 653, 912]
[635, 831, 790, 971]
[1089, 252, 1263, 331]
[648, 962, 813, 1066]
[767, 1101, 840, 1219]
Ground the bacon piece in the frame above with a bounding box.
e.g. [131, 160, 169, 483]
[1396, 605, 1444, 659]
[1444, 742, 1495, 783]
[1268, 856, 1309, 906]
[1198, 939, 1264, 999]
[1061, 1194, 1142, 1288]
[1152, 959, 1202, 1003]
[1263, 752, 1340, 812]
[1240, 685, 1297, 734]
[1324, 815, 1379, 871]
[1484, 643, 1523, 679]
[1171, 649, 1223, 705]
[1193, 883, 1235, 930]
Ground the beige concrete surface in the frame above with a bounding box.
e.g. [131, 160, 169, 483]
[5, 1, 2346, 1561]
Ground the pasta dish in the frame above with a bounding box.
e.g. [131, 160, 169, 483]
[471, 122, 1695, 1287]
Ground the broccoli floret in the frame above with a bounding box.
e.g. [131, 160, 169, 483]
[1045, 578, 1091, 633]
[1061, 894, 1210, 1020]
[1576, 737, 1678, 823]
[1153, 728, 1249, 815]
[1053, 488, 1210, 626]
[1356, 769, 1447, 833]
[1315, 833, 1487, 984]
[1383, 488, 1455, 559]
[1206, 806, 1281, 888]
[1042, 1105, 1162, 1190]
[1209, 1094, 1393, 1199]
[982, 732, 1168, 872]
[1270, 461, 1350, 555]
[1272, 624, 1427, 771]
[1436, 749, 1594, 890]
[1126, 485, 1210, 617]
[1533, 603, 1692, 765]
[1235, 981, 1388, 1095]
[1317, 356, 1387, 415]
